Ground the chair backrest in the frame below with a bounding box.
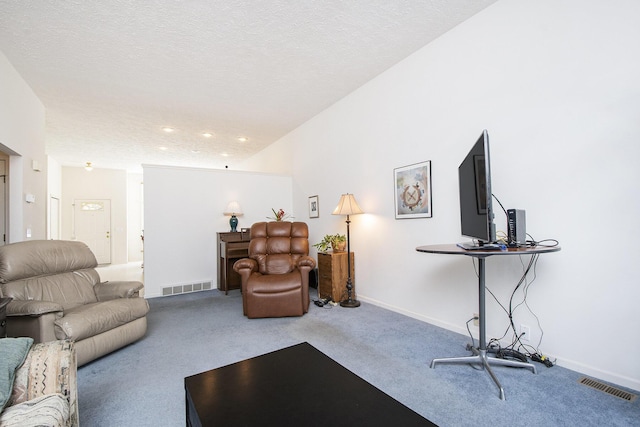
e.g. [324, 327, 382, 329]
[0, 240, 100, 310]
[249, 222, 310, 275]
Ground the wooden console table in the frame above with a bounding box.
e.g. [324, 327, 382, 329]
[318, 251, 355, 303]
[416, 243, 560, 400]
[217, 231, 250, 294]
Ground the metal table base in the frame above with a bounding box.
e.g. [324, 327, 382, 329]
[417, 244, 560, 400]
[430, 346, 536, 400]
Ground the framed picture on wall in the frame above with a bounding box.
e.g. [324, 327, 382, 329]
[308, 195, 319, 218]
[394, 161, 432, 219]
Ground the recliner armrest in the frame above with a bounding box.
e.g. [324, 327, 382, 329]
[233, 258, 258, 273]
[7, 300, 63, 317]
[94, 281, 144, 301]
[296, 256, 316, 271]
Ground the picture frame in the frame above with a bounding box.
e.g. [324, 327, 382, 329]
[240, 227, 250, 239]
[394, 161, 432, 219]
[308, 195, 319, 218]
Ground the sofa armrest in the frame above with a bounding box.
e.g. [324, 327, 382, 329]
[94, 281, 143, 301]
[6, 300, 63, 317]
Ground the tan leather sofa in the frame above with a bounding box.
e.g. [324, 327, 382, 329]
[234, 222, 316, 318]
[0, 240, 149, 366]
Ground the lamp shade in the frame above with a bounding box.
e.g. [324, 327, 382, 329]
[224, 201, 243, 216]
[332, 194, 363, 216]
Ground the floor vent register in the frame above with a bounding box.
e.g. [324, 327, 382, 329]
[578, 377, 637, 402]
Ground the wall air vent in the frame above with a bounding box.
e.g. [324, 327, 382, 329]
[162, 281, 212, 296]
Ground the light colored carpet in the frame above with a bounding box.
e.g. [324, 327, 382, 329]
[77, 289, 639, 426]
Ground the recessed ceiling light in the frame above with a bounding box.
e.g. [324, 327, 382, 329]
[221, 153, 229, 157]
[191, 149, 200, 154]
[237, 136, 248, 142]
[202, 132, 213, 138]
[162, 127, 175, 133]
[158, 146, 169, 151]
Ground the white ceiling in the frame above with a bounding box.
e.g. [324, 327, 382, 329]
[0, 0, 497, 172]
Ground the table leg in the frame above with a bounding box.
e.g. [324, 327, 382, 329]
[430, 257, 536, 400]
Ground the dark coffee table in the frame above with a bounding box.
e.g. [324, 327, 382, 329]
[185, 342, 436, 426]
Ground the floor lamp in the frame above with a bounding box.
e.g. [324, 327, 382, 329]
[332, 193, 363, 308]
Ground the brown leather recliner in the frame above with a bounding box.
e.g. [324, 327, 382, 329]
[233, 221, 316, 319]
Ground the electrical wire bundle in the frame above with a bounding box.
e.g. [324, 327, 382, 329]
[466, 225, 559, 367]
[465, 194, 559, 366]
[494, 246, 555, 367]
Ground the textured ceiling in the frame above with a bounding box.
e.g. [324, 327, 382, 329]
[0, 0, 497, 172]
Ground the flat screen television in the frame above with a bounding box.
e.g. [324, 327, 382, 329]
[458, 130, 496, 248]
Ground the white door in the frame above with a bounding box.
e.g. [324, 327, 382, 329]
[49, 196, 60, 240]
[73, 199, 111, 264]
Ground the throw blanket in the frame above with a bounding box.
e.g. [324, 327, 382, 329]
[0, 338, 33, 411]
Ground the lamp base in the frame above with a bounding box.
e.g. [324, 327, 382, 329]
[229, 215, 238, 232]
[340, 299, 361, 308]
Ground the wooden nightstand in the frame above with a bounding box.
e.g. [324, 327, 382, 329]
[317, 251, 355, 303]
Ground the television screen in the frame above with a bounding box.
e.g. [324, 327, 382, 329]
[458, 130, 496, 246]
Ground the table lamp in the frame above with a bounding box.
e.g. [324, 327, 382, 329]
[224, 201, 243, 232]
[332, 193, 363, 307]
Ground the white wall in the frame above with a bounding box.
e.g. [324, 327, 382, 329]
[143, 165, 293, 298]
[242, 0, 640, 391]
[61, 167, 129, 264]
[0, 50, 47, 242]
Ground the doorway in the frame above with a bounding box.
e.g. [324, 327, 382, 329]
[73, 199, 111, 264]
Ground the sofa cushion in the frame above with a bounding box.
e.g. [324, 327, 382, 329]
[0, 393, 69, 427]
[0, 338, 33, 412]
[54, 298, 150, 341]
[1, 270, 100, 312]
[10, 341, 75, 404]
[10, 340, 77, 427]
[248, 271, 302, 294]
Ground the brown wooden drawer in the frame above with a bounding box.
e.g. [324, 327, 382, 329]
[226, 242, 249, 258]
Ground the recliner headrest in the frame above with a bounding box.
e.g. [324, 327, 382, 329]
[0, 240, 98, 283]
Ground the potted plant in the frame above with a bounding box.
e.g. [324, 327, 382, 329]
[267, 208, 292, 221]
[313, 234, 347, 252]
